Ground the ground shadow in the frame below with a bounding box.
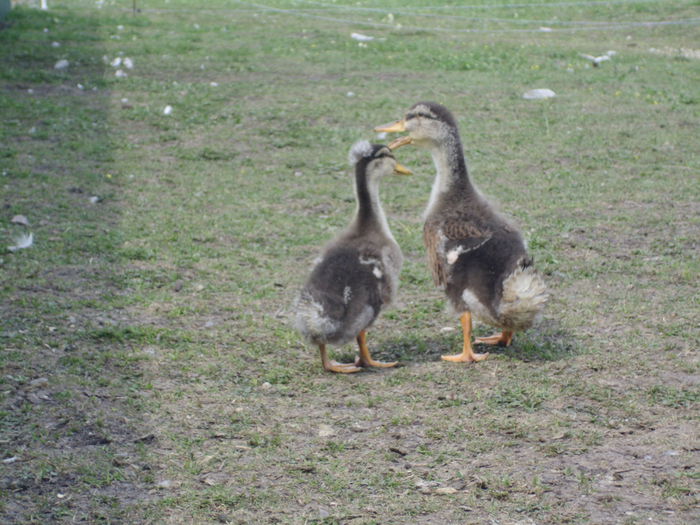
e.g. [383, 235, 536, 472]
[0, 6, 153, 523]
[376, 318, 580, 364]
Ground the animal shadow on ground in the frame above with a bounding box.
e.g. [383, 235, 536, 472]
[375, 318, 578, 365]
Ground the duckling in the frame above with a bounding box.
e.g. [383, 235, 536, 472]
[295, 141, 411, 373]
[375, 102, 547, 363]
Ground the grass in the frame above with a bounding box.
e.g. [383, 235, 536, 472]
[1, 0, 699, 523]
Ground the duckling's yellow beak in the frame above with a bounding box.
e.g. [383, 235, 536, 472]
[393, 162, 412, 175]
[388, 135, 413, 150]
[374, 119, 406, 133]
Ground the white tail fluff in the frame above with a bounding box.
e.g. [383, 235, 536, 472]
[294, 291, 340, 344]
[498, 264, 548, 331]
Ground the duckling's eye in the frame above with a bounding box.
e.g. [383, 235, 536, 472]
[409, 112, 434, 120]
[374, 147, 392, 159]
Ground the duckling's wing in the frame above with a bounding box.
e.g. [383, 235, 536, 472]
[424, 217, 492, 287]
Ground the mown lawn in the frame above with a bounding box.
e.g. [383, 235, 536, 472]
[1, 1, 698, 523]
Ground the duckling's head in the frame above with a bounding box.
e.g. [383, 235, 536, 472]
[375, 101, 459, 150]
[348, 140, 412, 178]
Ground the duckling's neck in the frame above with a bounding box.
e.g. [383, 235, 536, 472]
[423, 131, 474, 218]
[353, 172, 394, 241]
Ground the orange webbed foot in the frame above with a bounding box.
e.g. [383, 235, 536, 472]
[355, 330, 398, 369]
[319, 344, 364, 374]
[324, 360, 364, 374]
[355, 356, 398, 368]
[441, 351, 489, 363]
[441, 312, 490, 364]
[475, 330, 514, 347]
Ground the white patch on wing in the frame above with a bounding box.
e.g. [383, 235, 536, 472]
[343, 286, 352, 304]
[446, 247, 462, 265]
[445, 238, 490, 264]
[359, 254, 384, 279]
[359, 255, 380, 266]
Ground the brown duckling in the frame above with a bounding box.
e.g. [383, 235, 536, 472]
[375, 102, 547, 363]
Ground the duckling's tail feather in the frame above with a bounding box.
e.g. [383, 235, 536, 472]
[294, 291, 342, 344]
[294, 289, 375, 346]
[498, 259, 548, 331]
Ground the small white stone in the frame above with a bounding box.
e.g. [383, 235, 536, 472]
[77, 83, 84, 90]
[163, 105, 173, 115]
[435, 487, 458, 495]
[54, 59, 69, 70]
[115, 69, 127, 78]
[29, 377, 49, 389]
[346, 91, 355, 97]
[318, 424, 335, 437]
[351, 32, 374, 42]
[51, 41, 61, 48]
[523, 88, 556, 100]
[210, 81, 219, 87]
[110, 57, 122, 67]
[11, 215, 30, 226]
[123, 57, 134, 69]
[2, 456, 19, 464]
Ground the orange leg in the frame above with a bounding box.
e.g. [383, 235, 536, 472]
[441, 312, 490, 363]
[355, 330, 398, 368]
[319, 344, 363, 374]
[475, 330, 514, 347]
